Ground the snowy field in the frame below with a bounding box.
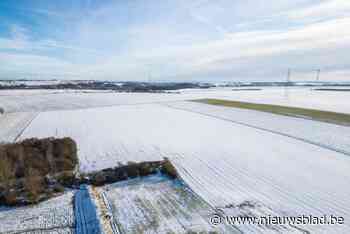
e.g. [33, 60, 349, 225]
[1, 87, 350, 233]
[195, 87, 350, 114]
[17, 102, 350, 171]
[0, 191, 75, 233]
[0, 89, 202, 113]
[166, 101, 350, 156]
[0, 112, 37, 143]
[1, 87, 350, 114]
[102, 175, 233, 233]
[0, 80, 64, 87]
[16, 102, 350, 232]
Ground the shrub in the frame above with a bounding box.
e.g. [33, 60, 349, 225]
[3, 190, 17, 205]
[0, 157, 15, 188]
[56, 171, 75, 186]
[126, 161, 140, 178]
[139, 162, 154, 176]
[53, 184, 65, 193]
[25, 168, 44, 203]
[161, 158, 178, 179]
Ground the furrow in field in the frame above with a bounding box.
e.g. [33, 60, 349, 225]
[103, 175, 234, 233]
[171, 155, 350, 233]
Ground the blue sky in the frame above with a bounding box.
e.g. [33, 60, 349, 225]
[0, 0, 349, 81]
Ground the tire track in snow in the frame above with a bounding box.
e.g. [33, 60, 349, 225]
[14, 112, 39, 142]
[163, 104, 350, 157]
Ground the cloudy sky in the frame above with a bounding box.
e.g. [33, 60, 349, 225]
[0, 0, 349, 81]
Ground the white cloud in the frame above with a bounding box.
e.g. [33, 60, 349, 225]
[1, 0, 350, 81]
[287, 0, 350, 20]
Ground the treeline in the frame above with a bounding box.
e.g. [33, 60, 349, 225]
[0, 81, 214, 92]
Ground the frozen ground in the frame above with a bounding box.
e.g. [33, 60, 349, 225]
[0, 191, 75, 234]
[102, 174, 233, 234]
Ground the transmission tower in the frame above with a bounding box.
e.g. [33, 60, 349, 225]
[284, 68, 291, 99]
[315, 69, 321, 82]
[286, 68, 291, 84]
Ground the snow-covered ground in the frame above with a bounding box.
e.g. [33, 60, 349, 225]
[166, 101, 350, 156]
[102, 175, 233, 233]
[1, 88, 350, 233]
[17, 103, 350, 172]
[190, 87, 350, 114]
[0, 192, 75, 233]
[16, 102, 350, 232]
[0, 80, 63, 87]
[1, 87, 350, 114]
[0, 90, 134, 113]
[0, 112, 37, 143]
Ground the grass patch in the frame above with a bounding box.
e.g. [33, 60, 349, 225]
[194, 98, 350, 126]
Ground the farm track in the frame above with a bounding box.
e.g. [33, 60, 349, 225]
[163, 103, 350, 157]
